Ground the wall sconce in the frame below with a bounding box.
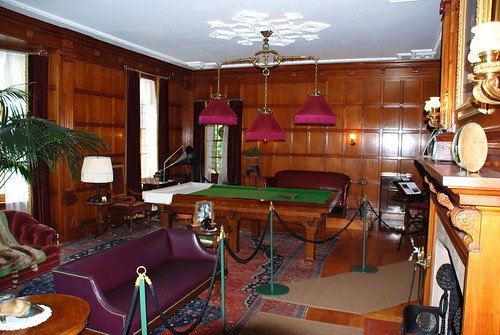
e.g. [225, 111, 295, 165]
[468, 21, 500, 104]
[349, 133, 356, 146]
[424, 97, 441, 128]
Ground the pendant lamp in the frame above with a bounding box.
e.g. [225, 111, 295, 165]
[246, 64, 285, 142]
[199, 63, 237, 125]
[295, 59, 336, 125]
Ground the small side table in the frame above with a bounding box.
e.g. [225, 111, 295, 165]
[84, 201, 116, 238]
[244, 165, 261, 187]
[186, 223, 232, 253]
[1, 294, 90, 335]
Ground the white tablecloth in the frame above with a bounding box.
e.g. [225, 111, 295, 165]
[142, 182, 212, 205]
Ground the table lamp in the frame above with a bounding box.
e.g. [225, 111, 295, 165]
[81, 156, 113, 203]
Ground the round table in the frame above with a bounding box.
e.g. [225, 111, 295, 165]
[0, 294, 90, 335]
[186, 223, 232, 252]
[84, 201, 116, 238]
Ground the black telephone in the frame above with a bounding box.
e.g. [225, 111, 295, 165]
[397, 181, 421, 195]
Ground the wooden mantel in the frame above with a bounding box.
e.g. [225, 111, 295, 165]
[417, 157, 500, 207]
[418, 157, 500, 335]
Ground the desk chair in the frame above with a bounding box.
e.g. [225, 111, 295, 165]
[393, 192, 429, 250]
[107, 164, 151, 231]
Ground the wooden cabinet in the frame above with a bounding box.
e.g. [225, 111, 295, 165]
[418, 157, 500, 335]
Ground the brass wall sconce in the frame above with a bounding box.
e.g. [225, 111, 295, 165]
[424, 97, 441, 128]
[468, 22, 500, 104]
[349, 133, 356, 146]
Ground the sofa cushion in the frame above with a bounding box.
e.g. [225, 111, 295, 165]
[105, 258, 215, 333]
[60, 229, 174, 293]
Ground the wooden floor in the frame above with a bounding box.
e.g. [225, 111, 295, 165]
[304, 210, 427, 330]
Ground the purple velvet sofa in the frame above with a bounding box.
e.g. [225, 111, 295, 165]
[264, 170, 351, 216]
[52, 228, 217, 335]
[0, 210, 60, 291]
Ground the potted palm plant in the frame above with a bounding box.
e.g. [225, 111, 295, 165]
[242, 146, 261, 167]
[0, 85, 108, 189]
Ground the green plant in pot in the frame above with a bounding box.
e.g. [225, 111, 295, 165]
[0, 85, 108, 189]
[242, 146, 261, 167]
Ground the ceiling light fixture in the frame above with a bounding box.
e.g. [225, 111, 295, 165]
[294, 58, 336, 125]
[213, 30, 334, 141]
[198, 63, 237, 125]
[207, 10, 330, 47]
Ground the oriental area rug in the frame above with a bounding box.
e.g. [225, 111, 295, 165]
[7, 220, 341, 335]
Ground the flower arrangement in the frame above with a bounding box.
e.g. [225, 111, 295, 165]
[242, 147, 261, 157]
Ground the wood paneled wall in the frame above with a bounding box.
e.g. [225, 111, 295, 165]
[0, 7, 441, 240]
[194, 62, 441, 210]
[0, 8, 193, 241]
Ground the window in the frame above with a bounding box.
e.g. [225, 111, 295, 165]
[0, 50, 30, 212]
[207, 125, 223, 172]
[205, 124, 228, 184]
[139, 77, 158, 179]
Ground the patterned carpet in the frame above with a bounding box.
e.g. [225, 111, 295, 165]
[3, 219, 337, 335]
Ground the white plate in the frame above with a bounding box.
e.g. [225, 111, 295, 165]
[452, 123, 488, 173]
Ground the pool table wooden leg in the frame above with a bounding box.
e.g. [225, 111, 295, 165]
[305, 224, 317, 261]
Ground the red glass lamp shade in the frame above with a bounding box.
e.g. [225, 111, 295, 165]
[199, 97, 237, 125]
[245, 108, 285, 141]
[294, 93, 336, 125]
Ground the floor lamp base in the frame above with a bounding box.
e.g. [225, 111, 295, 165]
[256, 283, 290, 296]
[350, 264, 378, 274]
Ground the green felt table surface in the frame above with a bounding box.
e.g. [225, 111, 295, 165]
[190, 184, 334, 204]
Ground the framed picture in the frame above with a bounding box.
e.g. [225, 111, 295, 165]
[455, 0, 493, 119]
[194, 201, 213, 226]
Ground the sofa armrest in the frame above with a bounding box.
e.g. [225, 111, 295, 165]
[21, 223, 57, 248]
[167, 229, 218, 261]
[263, 176, 276, 187]
[52, 268, 126, 334]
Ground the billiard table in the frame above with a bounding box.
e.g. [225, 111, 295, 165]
[143, 182, 340, 260]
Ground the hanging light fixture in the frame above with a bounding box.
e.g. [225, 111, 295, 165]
[294, 59, 336, 125]
[246, 65, 285, 141]
[199, 63, 237, 125]
[213, 30, 330, 141]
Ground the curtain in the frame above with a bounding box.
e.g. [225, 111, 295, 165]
[157, 78, 169, 177]
[126, 70, 142, 193]
[139, 78, 158, 178]
[227, 100, 243, 185]
[204, 125, 214, 181]
[28, 54, 50, 225]
[193, 101, 206, 176]
[0, 51, 29, 212]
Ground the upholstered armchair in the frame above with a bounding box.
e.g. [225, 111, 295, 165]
[107, 164, 151, 230]
[0, 210, 60, 291]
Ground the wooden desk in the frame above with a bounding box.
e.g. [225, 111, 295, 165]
[0, 294, 90, 335]
[147, 184, 340, 261]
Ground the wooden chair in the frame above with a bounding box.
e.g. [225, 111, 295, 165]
[107, 164, 151, 230]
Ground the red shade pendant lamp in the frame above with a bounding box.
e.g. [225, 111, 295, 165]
[245, 65, 285, 142]
[246, 108, 285, 141]
[199, 63, 237, 125]
[294, 59, 336, 125]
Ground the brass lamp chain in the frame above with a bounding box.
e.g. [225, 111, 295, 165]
[314, 58, 319, 92]
[263, 69, 269, 111]
[216, 62, 221, 95]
